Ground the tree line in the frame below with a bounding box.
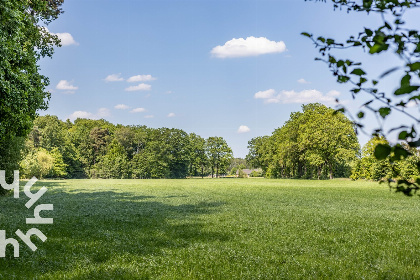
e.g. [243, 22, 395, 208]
[20, 116, 233, 179]
[246, 103, 419, 181]
[21, 104, 420, 182]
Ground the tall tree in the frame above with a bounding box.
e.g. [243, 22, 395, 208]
[247, 103, 359, 179]
[68, 118, 114, 176]
[298, 103, 359, 179]
[351, 136, 392, 180]
[89, 127, 110, 165]
[0, 0, 63, 190]
[188, 133, 208, 178]
[206, 137, 233, 178]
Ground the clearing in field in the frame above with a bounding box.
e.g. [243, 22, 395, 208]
[1, 179, 420, 279]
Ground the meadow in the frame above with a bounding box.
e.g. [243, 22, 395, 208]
[1, 178, 420, 279]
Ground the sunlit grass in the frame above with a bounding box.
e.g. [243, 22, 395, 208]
[1, 179, 420, 279]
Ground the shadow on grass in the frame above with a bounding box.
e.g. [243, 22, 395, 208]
[0, 181, 228, 279]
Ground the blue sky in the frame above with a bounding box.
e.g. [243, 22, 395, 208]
[39, 0, 420, 158]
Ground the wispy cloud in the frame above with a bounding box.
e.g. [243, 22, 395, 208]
[130, 107, 146, 113]
[167, 113, 176, 118]
[104, 73, 124, 82]
[297, 78, 310, 84]
[114, 104, 130, 110]
[97, 108, 111, 118]
[211, 36, 286, 58]
[68, 108, 110, 121]
[255, 89, 340, 105]
[125, 83, 152, 91]
[144, 115, 154, 119]
[127, 75, 156, 82]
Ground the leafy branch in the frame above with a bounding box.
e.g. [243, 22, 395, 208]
[303, 0, 420, 195]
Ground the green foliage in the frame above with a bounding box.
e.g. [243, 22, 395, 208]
[249, 170, 263, 177]
[228, 158, 250, 175]
[92, 141, 130, 179]
[130, 128, 192, 179]
[237, 169, 247, 178]
[20, 116, 234, 179]
[206, 136, 234, 178]
[247, 103, 359, 179]
[20, 148, 54, 179]
[188, 133, 208, 177]
[0, 1, 63, 194]
[0, 0, 62, 142]
[49, 147, 68, 178]
[351, 136, 420, 182]
[0, 136, 25, 195]
[246, 136, 270, 171]
[304, 0, 420, 194]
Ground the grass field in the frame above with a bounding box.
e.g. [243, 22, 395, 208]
[1, 179, 420, 279]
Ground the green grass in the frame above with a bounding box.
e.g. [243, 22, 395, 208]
[1, 178, 420, 279]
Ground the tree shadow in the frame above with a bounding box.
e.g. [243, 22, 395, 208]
[0, 181, 229, 279]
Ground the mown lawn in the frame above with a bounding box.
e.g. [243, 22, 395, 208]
[1, 179, 420, 279]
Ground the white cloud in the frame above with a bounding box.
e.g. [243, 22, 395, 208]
[127, 75, 156, 82]
[68, 108, 111, 121]
[237, 125, 250, 133]
[167, 113, 176, 118]
[97, 108, 110, 118]
[104, 73, 124, 82]
[211, 36, 286, 58]
[326, 90, 340, 97]
[125, 83, 152, 91]
[69, 111, 94, 120]
[114, 104, 130, 110]
[56, 32, 79, 46]
[297, 78, 310, 84]
[130, 107, 146, 113]
[254, 89, 340, 105]
[42, 27, 78, 46]
[56, 80, 78, 93]
[406, 100, 418, 108]
[254, 89, 276, 99]
[144, 115, 154, 119]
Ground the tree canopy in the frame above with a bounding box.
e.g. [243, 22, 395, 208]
[20, 115, 235, 179]
[247, 103, 359, 179]
[206, 137, 234, 178]
[0, 0, 63, 194]
[303, 0, 420, 194]
[0, 0, 62, 141]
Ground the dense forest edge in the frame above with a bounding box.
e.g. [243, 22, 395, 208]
[17, 103, 419, 181]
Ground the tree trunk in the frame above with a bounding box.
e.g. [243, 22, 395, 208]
[298, 161, 303, 178]
[328, 162, 333, 180]
[317, 165, 321, 180]
[201, 166, 204, 178]
[216, 164, 219, 178]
